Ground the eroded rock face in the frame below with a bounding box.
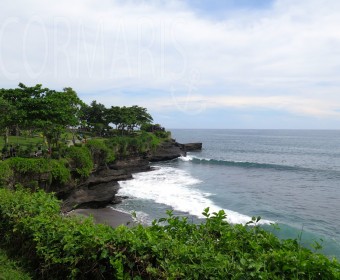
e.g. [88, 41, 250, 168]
[109, 157, 151, 173]
[61, 169, 132, 211]
[62, 156, 153, 211]
[91, 168, 132, 182]
[177, 142, 202, 152]
[62, 180, 120, 212]
[148, 140, 185, 162]
[60, 139, 202, 211]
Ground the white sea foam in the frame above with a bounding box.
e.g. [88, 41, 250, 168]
[133, 211, 152, 225]
[179, 155, 198, 161]
[109, 206, 153, 225]
[118, 166, 271, 225]
[179, 155, 194, 161]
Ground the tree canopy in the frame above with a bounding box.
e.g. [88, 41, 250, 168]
[0, 84, 83, 149]
[106, 105, 153, 134]
[0, 83, 155, 146]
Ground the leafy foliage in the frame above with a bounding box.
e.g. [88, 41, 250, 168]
[65, 146, 93, 178]
[79, 101, 108, 136]
[0, 84, 83, 150]
[106, 105, 153, 134]
[49, 159, 72, 184]
[0, 248, 32, 280]
[0, 96, 17, 145]
[105, 132, 160, 158]
[0, 158, 70, 186]
[0, 189, 339, 279]
[0, 161, 13, 185]
[85, 139, 115, 165]
[1, 83, 162, 154]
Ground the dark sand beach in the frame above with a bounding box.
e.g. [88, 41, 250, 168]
[69, 207, 136, 228]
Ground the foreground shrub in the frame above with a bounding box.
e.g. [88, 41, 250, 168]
[0, 248, 32, 280]
[0, 188, 339, 279]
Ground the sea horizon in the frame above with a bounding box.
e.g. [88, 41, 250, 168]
[115, 129, 340, 260]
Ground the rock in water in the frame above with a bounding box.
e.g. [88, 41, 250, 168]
[177, 142, 202, 151]
[148, 140, 185, 162]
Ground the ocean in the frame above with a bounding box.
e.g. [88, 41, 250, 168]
[113, 129, 340, 260]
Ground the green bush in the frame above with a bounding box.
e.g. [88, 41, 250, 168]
[0, 161, 13, 185]
[51, 143, 69, 159]
[154, 130, 171, 139]
[0, 158, 70, 186]
[49, 159, 71, 184]
[105, 132, 161, 158]
[66, 146, 93, 178]
[0, 188, 339, 279]
[7, 157, 50, 174]
[85, 139, 115, 165]
[0, 248, 32, 280]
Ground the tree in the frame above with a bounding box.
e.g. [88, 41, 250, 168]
[0, 96, 16, 145]
[79, 101, 108, 136]
[106, 105, 153, 135]
[42, 87, 82, 149]
[16, 84, 82, 150]
[0, 85, 32, 139]
[131, 105, 153, 130]
[105, 106, 121, 130]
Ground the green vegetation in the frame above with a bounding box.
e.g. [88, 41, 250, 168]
[2, 83, 339, 279]
[0, 135, 44, 152]
[0, 158, 71, 187]
[85, 139, 115, 165]
[65, 146, 94, 178]
[0, 188, 339, 279]
[0, 83, 156, 157]
[0, 84, 81, 150]
[0, 248, 31, 280]
[0, 132, 166, 190]
[0, 82, 164, 186]
[105, 131, 162, 158]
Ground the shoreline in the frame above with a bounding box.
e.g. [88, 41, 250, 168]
[68, 207, 136, 228]
[67, 140, 203, 228]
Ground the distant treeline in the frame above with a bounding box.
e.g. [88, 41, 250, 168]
[0, 83, 155, 149]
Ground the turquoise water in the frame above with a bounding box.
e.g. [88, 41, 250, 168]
[114, 129, 340, 259]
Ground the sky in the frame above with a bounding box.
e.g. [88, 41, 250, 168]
[1, 0, 340, 129]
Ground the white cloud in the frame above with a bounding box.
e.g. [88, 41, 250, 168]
[1, 0, 340, 125]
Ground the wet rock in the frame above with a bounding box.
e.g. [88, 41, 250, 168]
[62, 180, 120, 212]
[109, 158, 151, 173]
[148, 140, 185, 162]
[178, 142, 202, 151]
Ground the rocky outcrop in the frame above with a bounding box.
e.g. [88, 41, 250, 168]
[61, 139, 202, 211]
[61, 168, 132, 212]
[62, 180, 120, 212]
[109, 157, 151, 173]
[177, 142, 202, 152]
[148, 140, 185, 162]
[91, 168, 132, 182]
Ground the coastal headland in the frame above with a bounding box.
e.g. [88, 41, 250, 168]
[1, 84, 339, 279]
[63, 139, 202, 226]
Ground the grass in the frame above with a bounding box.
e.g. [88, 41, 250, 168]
[0, 135, 45, 149]
[0, 248, 31, 280]
[0, 133, 93, 150]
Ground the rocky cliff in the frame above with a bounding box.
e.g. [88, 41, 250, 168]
[148, 139, 185, 162]
[58, 139, 202, 212]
